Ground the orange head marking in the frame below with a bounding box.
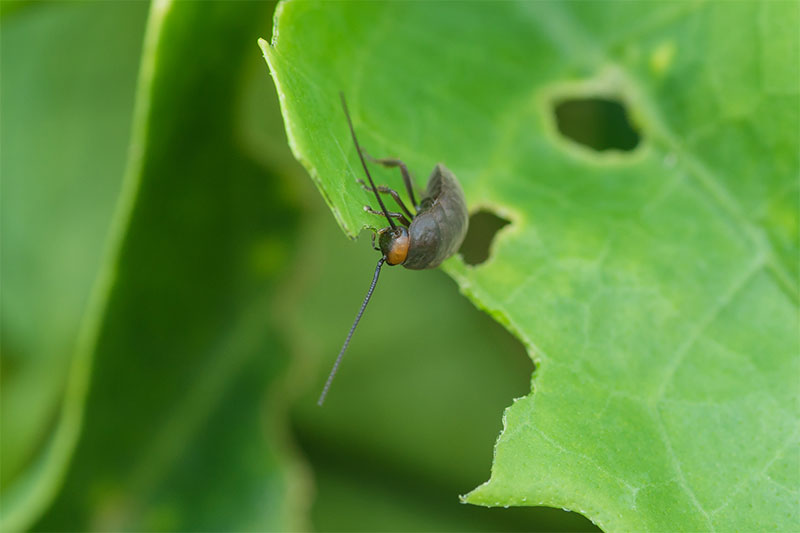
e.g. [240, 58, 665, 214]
[379, 226, 410, 266]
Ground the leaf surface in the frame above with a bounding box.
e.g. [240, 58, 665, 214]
[262, 2, 799, 530]
[1, 3, 147, 528]
[4, 1, 307, 530]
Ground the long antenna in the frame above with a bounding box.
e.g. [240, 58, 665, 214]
[340, 92, 396, 229]
[318, 256, 386, 405]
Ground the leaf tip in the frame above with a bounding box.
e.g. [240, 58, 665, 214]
[257, 38, 271, 61]
[459, 481, 491, 506]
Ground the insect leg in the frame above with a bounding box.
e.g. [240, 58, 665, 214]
[357, 179, 414, 221]
[363, 152, 418, 210]
[363, 205, 411, 227]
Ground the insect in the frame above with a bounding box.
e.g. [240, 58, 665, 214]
[317, 94, 469, 405]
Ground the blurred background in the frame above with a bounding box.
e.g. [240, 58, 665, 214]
[1, 2, 599, 531]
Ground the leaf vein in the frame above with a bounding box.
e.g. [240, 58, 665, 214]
[652, 409, 714, 530]
[709, 427, 800, 518]
[651, 256, 765, 403]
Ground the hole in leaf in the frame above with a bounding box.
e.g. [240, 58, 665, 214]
[460, 210, 511, 265]
[553, 97, 640, 152]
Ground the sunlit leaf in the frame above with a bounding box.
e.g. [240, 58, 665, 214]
[262, 2, 799, 530]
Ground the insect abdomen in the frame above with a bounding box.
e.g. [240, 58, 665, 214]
[403, 164, 469, 270]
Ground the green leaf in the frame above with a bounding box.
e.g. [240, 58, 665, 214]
[1, 3, 148, 528]
[3, 1, 307, 530]
[262, 2, 799, 531]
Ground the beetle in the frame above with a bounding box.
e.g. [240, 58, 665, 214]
[317, 94, 469, 405]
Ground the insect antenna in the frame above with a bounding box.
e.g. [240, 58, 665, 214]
[340, 93, 396, 229]
[318, 256, 387, 406]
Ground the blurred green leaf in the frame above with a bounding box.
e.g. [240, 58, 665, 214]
[262, 1, 799, 531]
[1, 2, 148, 529]
[3, 1, 306, 530]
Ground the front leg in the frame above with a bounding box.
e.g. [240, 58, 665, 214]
[363, 205, 411, 227]
[357, 179, 415, 221]
[363, 151, 419, 210]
